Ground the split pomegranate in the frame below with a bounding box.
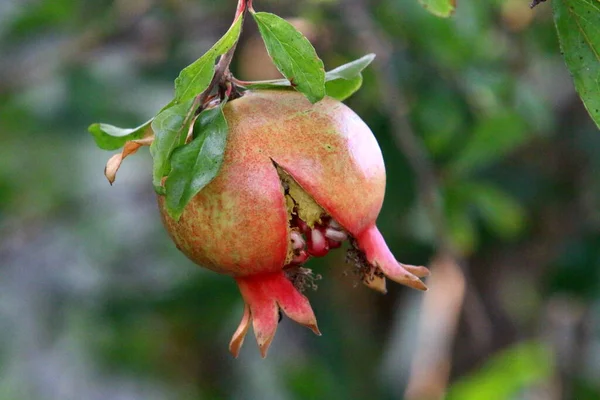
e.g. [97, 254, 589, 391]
[157, 90, 429, 357]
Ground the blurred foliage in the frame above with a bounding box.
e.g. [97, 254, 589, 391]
[1, 0, 600, 399]
[446, 341, 553, 400]
[418, 0, 456, 18]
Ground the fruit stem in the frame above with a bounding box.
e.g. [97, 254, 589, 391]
[235, 0, 253, 15]
[196, 0, 252, 110]
[229, 77, 252, 87]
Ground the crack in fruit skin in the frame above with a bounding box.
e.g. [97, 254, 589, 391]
[287, 212, 347, 265]
[157, 90, 429, 357]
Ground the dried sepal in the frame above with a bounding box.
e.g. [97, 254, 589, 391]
[363, 274, 387, 294]
[229, 303, 251, 358]
[104, 137, 154, 185]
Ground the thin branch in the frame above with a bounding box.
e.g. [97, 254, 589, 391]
[196, 0, 251, 109]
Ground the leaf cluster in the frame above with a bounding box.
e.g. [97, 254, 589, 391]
[88, 4, 374, 220]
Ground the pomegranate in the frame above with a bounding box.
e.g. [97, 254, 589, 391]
[157, 90, 429, 357]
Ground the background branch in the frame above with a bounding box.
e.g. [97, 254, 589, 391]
[340, 1, 491, 397]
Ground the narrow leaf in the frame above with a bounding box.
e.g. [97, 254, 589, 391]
[325, 75, 363, 101]
[466, 182, 526, 239]
[418, 0, 456, 18]
[447, 204, 478, 255]
[252, 11, 326, 103]
[241, 54, 374, 101]
[322, 54, 374, 100]
[324, 53, 375, 81]
[88, 119, 153, 151]
[553, 0, 600, 130]
[149, 99, 195, 192]
[174, 15, 243, 103]
[165, 102, 229, 220]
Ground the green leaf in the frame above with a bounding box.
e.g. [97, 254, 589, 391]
[447, 205, 478, 255]
[553, 0, 600, 130]
[164, 102, 229, 220]
[149, 99, 196, 192]
[418, 0, 456, 18]
[174, 15, 243, 103]
[241, 54, 374, 101]
[466, 182, 526, 239]
[448, 112, 529, 177]
[251, 11, 326, 103]
[323, 53, 374, 100]
[88, 119, 153, 151]
[447, 341, 553, 400]
[324, 53, 375, 81]
[325, 75, 363, 101]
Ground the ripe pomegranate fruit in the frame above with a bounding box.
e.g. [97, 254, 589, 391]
[157, 90, 429, 357]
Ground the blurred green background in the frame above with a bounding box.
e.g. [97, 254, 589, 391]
[1, 0, 599, 399]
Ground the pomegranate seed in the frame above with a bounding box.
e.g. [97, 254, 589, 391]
[290, 230, 305, 250]
[324, 228, 347, 242]
[307, 227, 329, 257]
